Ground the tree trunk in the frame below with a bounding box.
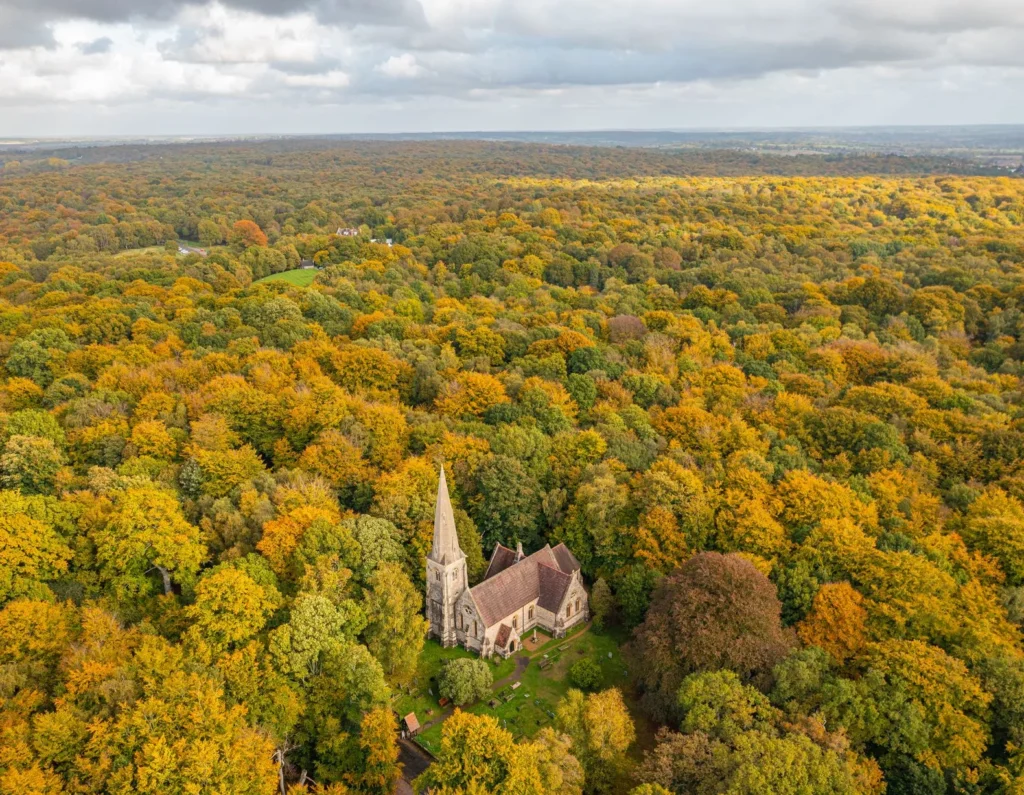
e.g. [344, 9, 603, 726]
[157, 566, 172, 596]
[275, 750, 286, 795]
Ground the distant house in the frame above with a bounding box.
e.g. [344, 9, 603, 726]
[299, 259, 316, 269]
[336, 227, 360, 237]
[177, 244, 208, 257]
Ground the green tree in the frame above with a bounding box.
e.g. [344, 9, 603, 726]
[568, 658, 603, 691]
[347, 515, 406, 583]
[589, 577, 614, 629]
[677, 670, 776, 742]
[473, 455, 543, 549]
[362, 562, 427, 684]
[270, 592, 365, 680]
[439, 658, 493, 706]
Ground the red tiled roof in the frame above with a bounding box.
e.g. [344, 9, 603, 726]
[404, 713, 420, 733]
[495, 623, 512, 648]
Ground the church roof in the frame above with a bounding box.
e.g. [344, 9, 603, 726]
[483, 544, 517, 580]
[537, 563, 572, 612]
[470, 544, 573, 627]
[495, 623, 512, 649]
[429, 466, 463, 565]
[551, 543, 581, 575]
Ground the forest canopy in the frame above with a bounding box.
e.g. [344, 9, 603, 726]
[1, 140, 1024, 794]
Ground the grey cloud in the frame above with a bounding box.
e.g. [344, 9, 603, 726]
[0, 7, 55, 48]
[265, 0, 425, 26]
[80, 36, 114, 54]
[3, 0, 182, 23]
[347, 35, 924, 99]
[3, 0, 1024, 121]
[0, 0, 426, 26]
[269, 57, 347, 75]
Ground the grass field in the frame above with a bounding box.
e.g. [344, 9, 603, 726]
[256, 268, 318, 287]
[114, 245, 166, 258]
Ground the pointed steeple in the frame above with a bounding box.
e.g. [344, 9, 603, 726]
[430, 465, 464, 564]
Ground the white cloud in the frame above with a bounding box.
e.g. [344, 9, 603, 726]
[1, 0, 1024, 132]
[282, 68, 350, 87]
[164, 4, 324, 64]
[376, 53, 424, 78]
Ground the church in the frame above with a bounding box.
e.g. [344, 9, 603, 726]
[426, 466, 589, 657]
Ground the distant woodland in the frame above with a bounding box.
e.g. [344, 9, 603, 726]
[2, 141, 1024, 794]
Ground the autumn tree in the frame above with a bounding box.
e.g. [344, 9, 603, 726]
[413, 710, 516, 793]
[435, 371, 510, 419]
[184, 563, 282, 661]
[232, 219, 269, 248]
[556, 688, 635, 794]
[0, 492, 72, 605]
[796, 581, 867, 663]
[963, 487, 1024, 584]
[415, 710, 572, 794]
[631, 553, 793, 721]
[93, 484, 207, 603]
[345, 707, 402, 795]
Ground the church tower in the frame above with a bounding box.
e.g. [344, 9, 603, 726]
[426, 466, 466, 647]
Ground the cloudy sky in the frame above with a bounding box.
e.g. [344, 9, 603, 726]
[1, 0, 1023, 136]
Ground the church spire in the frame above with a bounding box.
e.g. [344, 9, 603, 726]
[430, 465, 463, 564]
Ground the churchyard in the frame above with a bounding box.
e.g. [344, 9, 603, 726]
[396, 623, 633, 755]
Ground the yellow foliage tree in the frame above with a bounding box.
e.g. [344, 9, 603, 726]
[797, 582, 868, 663]
[435, 372, 509, 420]
[257, 505, 339, 578]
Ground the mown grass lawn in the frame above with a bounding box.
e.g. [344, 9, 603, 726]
[412, 627, 634, 753]
[469, 629, 629, 741]
[393, 639, 517, 754]
[256, 268, 317, 287]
